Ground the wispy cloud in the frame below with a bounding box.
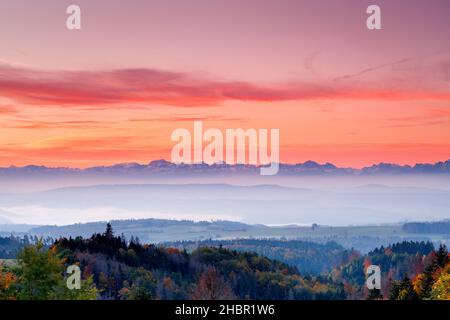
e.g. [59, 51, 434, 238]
[0, 104, 18, 114]
[1, 63, 450, 109]
[9, 120, 107, 129]
[0, 135, 170, 167]
[333, 57, 413, 82]
[383, 107, 450, 128]
[333, 51, 449, 82]
[128, 115, 244, 123]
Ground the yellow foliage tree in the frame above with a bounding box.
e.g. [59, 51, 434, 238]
[0, 266, 17, 300]
[430, 266, 450, 300]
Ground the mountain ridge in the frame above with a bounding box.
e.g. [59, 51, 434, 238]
[1, 158, 450, 176]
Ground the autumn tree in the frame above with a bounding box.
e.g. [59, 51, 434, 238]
[50, 275, 98, 300]
[16, 241, 97, 300]
[156, 276, 179, 299]
[118, 267, 156, 300]
[415, 264, 435, 299]
[388, 277, 418, 300]
[17, 241, 63, 300]
[435, 244, 448, 268]
[0, 266, 17, 300]
[413, 245, 448, 299]
[430, 270, 450, 300]
[191, 267, 235, 300]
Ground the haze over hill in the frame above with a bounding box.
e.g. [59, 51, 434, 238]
[0, 183, 449, 226]
[1, 159, 450, 193]
[0, 159, 449, 227]
[1, 218, 449, 253]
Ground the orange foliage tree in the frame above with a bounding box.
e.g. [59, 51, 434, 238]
[191, 267, 235, 300]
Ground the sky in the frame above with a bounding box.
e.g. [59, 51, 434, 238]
[0, 0, 449, 168]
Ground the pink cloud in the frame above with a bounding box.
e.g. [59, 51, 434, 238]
[383, 107, 450, 128]
[0, 63, 450, 108]
[0, 104, 18, 114]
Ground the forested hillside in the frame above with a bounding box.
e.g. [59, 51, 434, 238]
[0, 224, 345, 300]
[169, 239, 349, 274]
[330, 241, 449, 299]
[403, 221, 450, 234]
[0, 226, 448, 300]
[0, 235, 52, 259]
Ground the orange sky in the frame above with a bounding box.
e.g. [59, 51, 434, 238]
[0, 0, 449, 168]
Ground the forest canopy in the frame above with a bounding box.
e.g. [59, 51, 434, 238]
[0, 225, 448, 300]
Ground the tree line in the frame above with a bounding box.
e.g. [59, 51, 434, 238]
[0, 226, 448, 300]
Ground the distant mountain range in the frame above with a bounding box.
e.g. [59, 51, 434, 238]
[1, 159, 450, 177]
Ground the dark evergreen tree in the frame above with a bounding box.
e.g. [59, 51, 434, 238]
[367, 288, 383, 300]
[435, 244, 448, 268]
[389, 277, 418, 300]
[104, 223, 114, 239]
